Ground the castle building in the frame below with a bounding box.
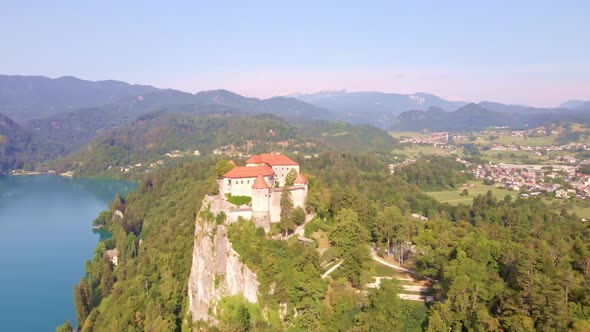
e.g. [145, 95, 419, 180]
[219, 153, 308, 230]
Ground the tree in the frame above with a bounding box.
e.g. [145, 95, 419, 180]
[56, 321, 72, 332]
[279, 188, 295, 236]
[330, 208, 371, 286]
[426, 307, 448, 332]
[374, 206, 402, 258]
[215, 159, 235, 177]
[293, 206, 306, 226]
[74, 278, 92, 329]
[356, 279, 404, 331]
[285, 168, 298, 186]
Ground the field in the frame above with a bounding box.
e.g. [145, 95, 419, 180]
[545, 197, 590, 219]
[479, 149, 555, 164]
[471, 134, 557, 147]
[390, 145, 461, 158]
[426, 181, 510, 205]
[388, 131, 430, 139]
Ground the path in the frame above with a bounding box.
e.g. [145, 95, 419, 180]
[371, 251, 414, 274]
[368, 250, 433, 302]
[286, 213, 316, 239]
[321, 260, 343, 279]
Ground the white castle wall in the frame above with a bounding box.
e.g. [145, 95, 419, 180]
[225, 175, 274, 197]
[267, 185, 306, 223]
[269, 189, 282, 223]
[272, 165, 299, 186]
[291, 185, 307, 210]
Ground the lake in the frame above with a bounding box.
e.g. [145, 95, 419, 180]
[0, 175, 135, 331]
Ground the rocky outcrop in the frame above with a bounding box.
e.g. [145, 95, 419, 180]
[187, 200, 259, 324]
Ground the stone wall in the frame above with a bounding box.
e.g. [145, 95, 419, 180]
[268, 185, 306, 223]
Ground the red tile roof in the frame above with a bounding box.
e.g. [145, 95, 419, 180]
[246, 153, 298, 166]
[223, 165, 274, 179]
[252, 175, 270, 189]
[294, 173, 308, 184]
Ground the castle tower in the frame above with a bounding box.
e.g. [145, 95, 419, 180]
[251, 175, 271, 232]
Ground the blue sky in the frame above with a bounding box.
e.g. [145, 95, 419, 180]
[1, 0, 588, 106]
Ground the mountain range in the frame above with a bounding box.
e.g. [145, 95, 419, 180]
[288, 90, 467, 127]
[1, 74, 589, 171]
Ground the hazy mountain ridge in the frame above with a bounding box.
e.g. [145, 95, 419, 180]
[289, 90, 467, 128]
[559, 100, 590, 110]
[392, 103, 590, 131]
[0, 75, 159, 122]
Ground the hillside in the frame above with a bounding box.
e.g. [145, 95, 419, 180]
[0, 112, 62, 171]
[53, 113, 398, 178]
[69, 152, 590, 331]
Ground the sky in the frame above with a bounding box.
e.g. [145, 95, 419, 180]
[1, 0, 588, 107]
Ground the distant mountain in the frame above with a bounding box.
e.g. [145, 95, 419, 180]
[559, 100, 590, 110]
[24, 88, 333, 153]
[476, 101, 554, 114]
[0, 75, 333, 125]
[392, 104, 507, 131]
[573, 101, 590, 111]
[0, 75, 159, 123]
[392, 103, 590, 132]
[289, 90, 467, 128]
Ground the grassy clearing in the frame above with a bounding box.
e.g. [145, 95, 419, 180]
[544, 197, 590, 219]
[426, 181, 510, 206]
[370, 260, 413, 280]
[391, 145, 460, 158]
[224, 193, 252, 206]
[311, 230, 330, 250]
[569, 205, 590, 219]
[479, 149, 551, 164]
[482, 135, 556, 147]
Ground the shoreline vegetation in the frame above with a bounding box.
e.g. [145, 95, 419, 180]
[6, 170, 74, 177]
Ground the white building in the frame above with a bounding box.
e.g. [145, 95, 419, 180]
[219, 153, 308, 230]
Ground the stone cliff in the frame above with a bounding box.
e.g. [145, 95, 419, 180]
[187, 199, 259, 325]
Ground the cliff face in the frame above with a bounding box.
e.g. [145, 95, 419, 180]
[187, 201, 259, 324]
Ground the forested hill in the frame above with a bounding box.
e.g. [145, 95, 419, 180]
[69, 153, 590, 330]
[52, 113, 398, 178]
[392, 103, 590, 131]
[20, 87, 333, 156]
[0, 112, 62, 171]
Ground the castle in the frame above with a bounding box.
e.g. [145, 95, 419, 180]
[219, 153, 308, 231]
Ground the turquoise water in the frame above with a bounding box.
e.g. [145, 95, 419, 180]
[0, 175, 135, 331]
